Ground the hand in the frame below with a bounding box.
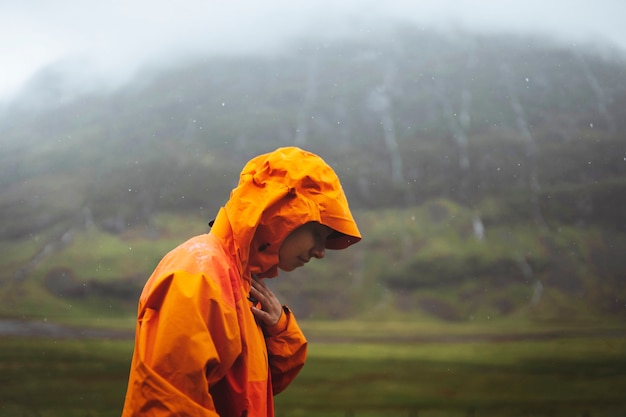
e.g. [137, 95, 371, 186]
[249, 275, 283, 327]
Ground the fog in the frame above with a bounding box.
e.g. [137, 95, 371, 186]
[1, 0, 626, 103]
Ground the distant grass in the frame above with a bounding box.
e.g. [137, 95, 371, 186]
[2, 205, 625, 326]
[32, 227, 173, 282]
[278, 337, 626, 416]
[1, 334, 625, 417]
[0, 238, 40, 273]
[299, 316, 626, 341]
[0, 338, 132, 417]
[0, 212, 208, 321]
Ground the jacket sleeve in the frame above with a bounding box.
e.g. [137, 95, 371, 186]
[264, 306, 308, 395]
[123, 271, 241, 416]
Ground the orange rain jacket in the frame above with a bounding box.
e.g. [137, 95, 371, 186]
[122, 147, 361, 417]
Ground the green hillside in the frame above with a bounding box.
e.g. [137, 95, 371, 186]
[1, 25, 625, 327]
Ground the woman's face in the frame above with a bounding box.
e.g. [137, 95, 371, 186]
[278, 222, 334, 271]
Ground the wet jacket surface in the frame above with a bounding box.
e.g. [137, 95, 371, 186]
[122, 147, 361, 417]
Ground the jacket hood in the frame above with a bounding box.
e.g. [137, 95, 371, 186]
[211, 146, 361, 278]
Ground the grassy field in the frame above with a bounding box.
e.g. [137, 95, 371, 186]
[1, 324, 625, 417]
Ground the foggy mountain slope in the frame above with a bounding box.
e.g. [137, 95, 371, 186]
[1, 27, 625, 231]
[1, 25, 626, 323]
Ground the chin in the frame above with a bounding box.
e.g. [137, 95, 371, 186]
[278, 264, 297, 272]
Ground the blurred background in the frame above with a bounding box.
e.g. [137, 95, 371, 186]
[1, 1, 625, 416]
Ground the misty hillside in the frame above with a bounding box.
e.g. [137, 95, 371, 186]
[1, 25, 625, 324]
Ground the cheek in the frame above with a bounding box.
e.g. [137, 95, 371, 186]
[279, 243, 302, 267]
[278, 240, 294, 262]
[278, 226, 317, 262]
[277, 247, 296, 271]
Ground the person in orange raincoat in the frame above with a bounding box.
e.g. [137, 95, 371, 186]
[122, 147, 361, 417]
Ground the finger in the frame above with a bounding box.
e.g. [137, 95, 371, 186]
[251, 278, 268, 291]
[251, 306, 270, 322]
[251, 306, 279, 327]
[250, 280, 261, 293]
[248, 287, 265, 306]
[249, 286, 268, 301]
[251, 281, 275, 300]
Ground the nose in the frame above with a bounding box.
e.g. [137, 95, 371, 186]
[311, 245, 325, 259]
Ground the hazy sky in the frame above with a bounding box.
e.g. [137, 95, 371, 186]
[1, 0, 625, 102]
